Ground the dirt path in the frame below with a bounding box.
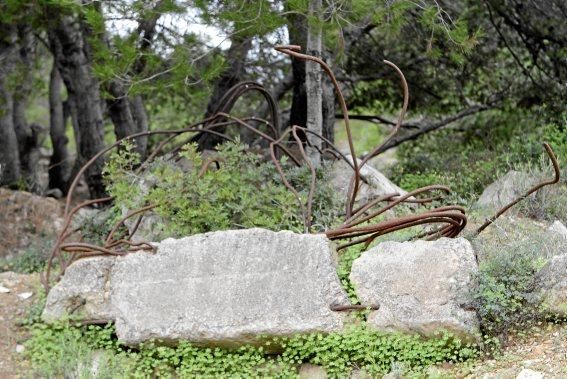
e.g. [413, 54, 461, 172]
[0, 272, 39, 378]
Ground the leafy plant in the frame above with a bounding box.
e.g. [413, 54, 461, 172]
[389, 110, 566, 204]
[25, 321, 479, 378]
[103, 140, 342, 239]
[337, 245, 365, 304]
[470, 229, 567, 338]
[0, 245, 47, 274]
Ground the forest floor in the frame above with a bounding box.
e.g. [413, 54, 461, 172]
[0, 271, 36, 378]
[1, 188, 566, 378]
[1, 279, 566, 378]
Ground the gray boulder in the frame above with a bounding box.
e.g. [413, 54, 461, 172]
[476, 170, 537, 209]
[547, 220, 567, 239]
[43, 228, 350, 347]
[43, 257, 116, 322]
[535, 253, 567, 317]
[331, 155, 409, 205]
[350, 238, 480, 340]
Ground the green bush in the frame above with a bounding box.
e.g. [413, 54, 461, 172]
[0, 245, 46, 274]
[103, 140, 342, 239]
[25, 322, 479, 378]
[470, 230, 567, 337]
[388, 110, 567, 203]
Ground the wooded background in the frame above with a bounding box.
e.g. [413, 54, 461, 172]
[0, 0, 565, 199]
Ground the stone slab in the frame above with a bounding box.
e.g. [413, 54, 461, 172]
[43, 228, 350, 347]
[350, 238, 480, 340]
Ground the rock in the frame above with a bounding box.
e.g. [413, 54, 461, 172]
[17, 292, 33, 300]
[516, 368, 544, 379]
[331, 155, 409, 205]
[0, 286, 10, 293]
[350, 238, 480, 340]
[547, 221, 567, 239]
[43, 228, 350, 347]
[298, 364, 327, 379]
[0, 188, 63, 258]
[350, 368, 372, 379]
[15, 344, 25, 353]
[45, 188, 64, 199]
[476, 170, 537, 209]
[535, 253, 567, 317]
[42, 257, 116, 322]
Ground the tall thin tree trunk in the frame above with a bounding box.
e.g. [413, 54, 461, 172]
[0, 23, 21, 186]
[130, 94, 149, 154]
[287, 12, 308, 130]
[321, 51, 335, 145]
[48, 64, 70, 192]
[104, 2, 162, 158]
[287, 5, 335, 153]
[13, 24, 41, 192]
[106, 81, 137, 140]
[47, 10, 106, 199]
[305, 0, 323, 165]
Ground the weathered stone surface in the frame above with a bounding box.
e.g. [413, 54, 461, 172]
[350, 238, 480, 339]
[516, 368, 544, 379]
[43, 228, 350, 347]
[331, 155, 409, 205]
[476, 170, 537, 209]
[42, 257, 116, 322]
[298, 364, 328, 379]
[535, 253, 567, 317]
[547, 220, 567, 239]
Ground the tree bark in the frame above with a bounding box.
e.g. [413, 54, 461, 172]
[288, 12, 308, 130]
[0, 23, 21, 186]
[287, 5, 335, 155]
[129, 94, 149, 153]
[12, 24, 41, 192]
[46, 9, 106, 199]
[305, 0, 323, 165]
[321, 51, 335, 145]
[48, 64, 70, 192]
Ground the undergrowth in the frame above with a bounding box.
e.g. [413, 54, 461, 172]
[470, 223, 567, 341]
[337, 245, 365, 304]
[0, 245, 47, 274]
[389, 113, 566, 204]
[102, 140, 342, 240]
[25, 322, 479, 378]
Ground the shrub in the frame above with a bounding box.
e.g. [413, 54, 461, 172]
[103, 140, 342, 239]
[388, 110, 567, 204]
[0, 245, 47, 274]
[470, 227, 567, 338]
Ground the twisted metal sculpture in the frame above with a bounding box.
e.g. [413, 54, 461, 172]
[43, 45, 559, 293]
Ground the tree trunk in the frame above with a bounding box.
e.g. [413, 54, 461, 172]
[103, 2, 163, 158]
[305, 0, 323, 165]
[106, 81, 137, 140]
[130, 94, 149, 154]
[196, 36, 252, 150]
[0, 23, 21, 187]
[321, 51, 335, 145]
[287, 5, 335, 154]
[288, 12, 308, 130]
[12, 24, 41, 192]
[47, 10, 106, 199]
[48, 64, 70, 192]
